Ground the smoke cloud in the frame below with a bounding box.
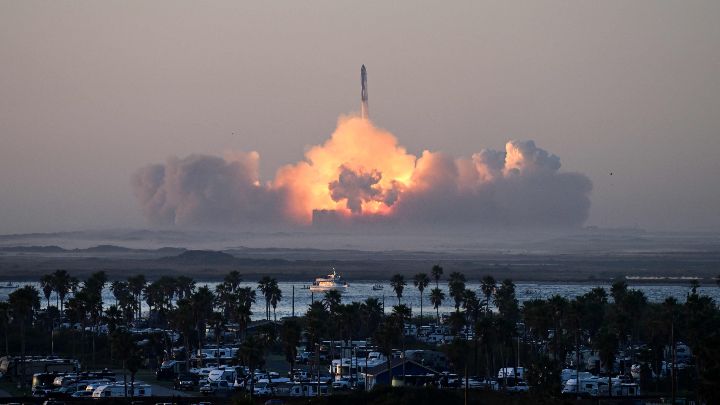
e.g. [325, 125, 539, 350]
[132, 151, 283, 227]
[133, 116, 592, 229]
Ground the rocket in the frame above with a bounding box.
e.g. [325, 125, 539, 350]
[361, 65, 369, 120]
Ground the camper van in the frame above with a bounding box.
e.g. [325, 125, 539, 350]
[92, 383, 152, 398]
[156, 360, 187, 380]
[562, 377, 600, 397]
[207, 367, 236, 384]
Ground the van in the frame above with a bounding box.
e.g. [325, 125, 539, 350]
[92, 384, 152, 398]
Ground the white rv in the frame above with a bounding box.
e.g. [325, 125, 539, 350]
[207, 367, 236, 384]
[92, 383, 152, 398]
[497, 367, 525, 380]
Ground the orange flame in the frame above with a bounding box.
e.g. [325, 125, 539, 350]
[273, 116, 415, 223]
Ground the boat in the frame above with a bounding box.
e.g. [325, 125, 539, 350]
[372, 284, 384, 291]
[309, 269, 348, 293]
[0, 282, 18, 289]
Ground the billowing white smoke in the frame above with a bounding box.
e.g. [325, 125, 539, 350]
[132, 119, 592, 229]
[132, 151, 283, 227]
[392, 141, 592, 227]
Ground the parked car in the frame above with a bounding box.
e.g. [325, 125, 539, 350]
[331, 378, 352, 390]
[200, 380, 231, 396]
[174, 373, 199, 391]
[253, 382, 274, 397]
[506, 381, 530, 393]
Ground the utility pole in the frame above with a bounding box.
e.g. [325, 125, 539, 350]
[292, 285, 295, 317]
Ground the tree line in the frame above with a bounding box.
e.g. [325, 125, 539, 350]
[0, 268, 718, 402]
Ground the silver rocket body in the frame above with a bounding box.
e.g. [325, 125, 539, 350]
[361, 65, 369, 120]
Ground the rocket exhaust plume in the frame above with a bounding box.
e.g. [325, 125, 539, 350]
[133, 67, 592, 229]
[361, 65, 369, 120]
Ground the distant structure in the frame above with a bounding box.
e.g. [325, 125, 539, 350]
[361, 65, 369, 120]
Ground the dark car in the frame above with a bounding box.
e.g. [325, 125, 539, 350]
[174, 373, 199, 391]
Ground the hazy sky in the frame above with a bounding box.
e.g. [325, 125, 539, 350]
[1, 1, 719, 233]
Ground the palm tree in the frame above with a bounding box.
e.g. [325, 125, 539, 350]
[392, 304, 412, 321]
[493, 279, 519, 321]
[208, 312, 227, 365]
[8, 285, 40, 387]
[0, 302, 9, 355]
[110, 281, 128, 306]
[104, 305, 124, 334]
[269, 284, 282, 322]
[463, 289, 481, 327]
[168, 298, 195, 365]
[40, 274, 54, 308]
[595, 326, 618, 397]
[374, 313, 403, 385]
[448, 272, 466, 312]
[156, 276, 178, 310]
[236, 287, 256, 338]
[52, 270, 75, 312]
[224, 271, 243, 292]
[413, 273, 430, 326]
[430, 288, 445, 325]
[304, 301, 329, 353]
[215, 282, 234, 318]
[392, 303, 413, 380]
[143, 282, 163, 315]
[174, 276, 196, 300]
[191, 286, 215, 367]
[475, 313, 496, 378]
[390, 274, 406, 305]
[480, 275, 496, 314]
[322, 290, 342, 313]
[257, 276, 274, 320]
[280, 318, 302, 378]
[127, 275, 146, 319]
[431, 265, 443, 289]
[361, 298, 383, 338]
[111, 329, 143, 399]
[237, 335, 266, 397]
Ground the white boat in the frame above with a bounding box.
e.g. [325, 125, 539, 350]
[309, 269, 348, 293]
[372, 284, 383, 291]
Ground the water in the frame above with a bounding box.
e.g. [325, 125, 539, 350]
[6, 281, 718, 322]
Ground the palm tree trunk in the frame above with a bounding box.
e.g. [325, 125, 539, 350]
[123, 360, 127, 398]
[216, 333, 220, 366]
[474, 338, 478, 376]
[92, 326, 96, 368]
[420, 293, 423, 327]
[131, 372, 135, 401]
[20, 321, 26, 388]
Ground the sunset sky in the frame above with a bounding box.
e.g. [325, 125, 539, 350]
[1, 1, 719, 233]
